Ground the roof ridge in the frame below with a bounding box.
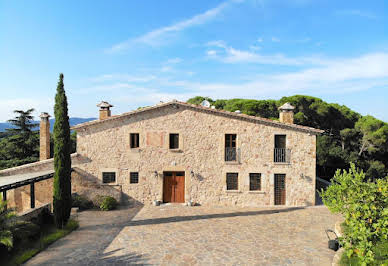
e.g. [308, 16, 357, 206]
[71, 101, 323, 134]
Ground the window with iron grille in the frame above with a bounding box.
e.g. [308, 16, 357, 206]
[225, 134, 237, 161]
[249, 173, 261, 191]
[130, 133, 139, 148]
[169, 133, 179, 149]
[274, 135, 289, 163]
[102, 172, 116, 184]
[226, 173, 238, 190]
[130, 172, 139, 184]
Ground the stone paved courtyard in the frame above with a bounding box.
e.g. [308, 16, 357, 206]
[26, 204, 341, 265]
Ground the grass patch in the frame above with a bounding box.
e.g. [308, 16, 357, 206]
[40, 220, 78, 246]
[1, 219, 79, 266]
[340, 239, 388, 266]
[13, 249, 39, 265]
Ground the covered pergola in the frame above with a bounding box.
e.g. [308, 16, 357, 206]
[0, 169, 57, 209]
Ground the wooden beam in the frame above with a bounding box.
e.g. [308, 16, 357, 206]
[30, 183, 35, 209]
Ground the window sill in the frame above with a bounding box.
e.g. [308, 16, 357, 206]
[248, 191, 266, 194]
[274, 162, 291, 165]
[130, 148, 141, 153]
[225, 190, 241, 193]
[225, 161, 240, 165]
[169, 149, 183, 153]
[101, 183, 120, 186]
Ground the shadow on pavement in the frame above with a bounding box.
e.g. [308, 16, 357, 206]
[126, 206, 305, 227]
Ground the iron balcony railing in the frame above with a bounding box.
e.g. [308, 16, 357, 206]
[225, 147, 241, 162]
[274, 148, 291, 163]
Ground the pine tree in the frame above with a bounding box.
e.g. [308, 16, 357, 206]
[53, 73, 72, 228]
[6, 109, 39, 159]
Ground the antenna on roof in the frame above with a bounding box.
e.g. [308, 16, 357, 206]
[201, 100, 211, 108]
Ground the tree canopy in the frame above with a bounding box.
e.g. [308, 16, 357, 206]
[187, 95, 388, 179]
[0, 109, 39, 169]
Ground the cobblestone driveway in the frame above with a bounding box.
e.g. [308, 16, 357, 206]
[27, 205, 341, 266]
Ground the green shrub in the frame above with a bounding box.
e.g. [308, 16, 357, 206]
[320, 163, 388, 264]
[13, 248, 39, 265]
[0, 196, 16, 250]
[340, 239, 388, 265]
[11, 221, 40, 243]
[99, 196, 118, 211]
[72, 194, 93, 210]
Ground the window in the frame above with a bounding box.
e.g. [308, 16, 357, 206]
[130, 133, 139, 148]
[226, 173, 238, 190]
[225, 134, 237, 161]
[130, 172, 139, 184]
[102, 172, 116, 184]
[249, 173, 261, 191]
[275, 135, 286, 149]
[169, 133, 179, 149]
[274, 135, 289, 163]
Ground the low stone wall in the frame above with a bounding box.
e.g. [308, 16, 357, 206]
[1, 153, 123, 212]
[19, 203, 51, 221]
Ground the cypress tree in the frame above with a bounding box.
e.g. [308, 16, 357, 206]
[53, 73, 72, 228]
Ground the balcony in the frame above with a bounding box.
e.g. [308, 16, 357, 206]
[225, 147, 240, 162]
[274, 148, 291, 163]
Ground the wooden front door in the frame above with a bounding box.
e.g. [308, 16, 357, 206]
[274, 174, 286, 205]
[163, 172, 185, 203]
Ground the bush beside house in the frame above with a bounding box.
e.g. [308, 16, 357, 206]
[98, 196, 118, 211]
[320, 163, 388, 265]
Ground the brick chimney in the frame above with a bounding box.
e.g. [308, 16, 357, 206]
[39, 112, 50, 160]
[279, 103, 295, 124]
[97, 101, 113, 120]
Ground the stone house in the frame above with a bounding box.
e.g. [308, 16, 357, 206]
[0, 100, 323, 211]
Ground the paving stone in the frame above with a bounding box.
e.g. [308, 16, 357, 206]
[26, 204, 341, 265]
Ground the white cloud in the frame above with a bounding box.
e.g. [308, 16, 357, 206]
[107, 0, 239, 53]
[79, 52, 388, 112]
[249, 45, 261, 51]
[257, 37, 263, 43]
[165, 58, 183, 64]
[271, 37, 280, 42]
[186, 71, 196, 76]
[0, 98, 54, 122]
[207, 41, 329, 65]
[89, 74, 157, 83]
[336, 9, 378, 19]
[206, 50, 217, 56]
[190, 52, 388, 96]
[295, 37, 311, 43]
[161, 66, 173, 72]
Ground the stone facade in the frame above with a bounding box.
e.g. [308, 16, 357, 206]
[73, 102, 320, 207]
[1, 101, 321, 211]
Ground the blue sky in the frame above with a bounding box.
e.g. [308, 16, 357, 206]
[1, 0, 387, 122]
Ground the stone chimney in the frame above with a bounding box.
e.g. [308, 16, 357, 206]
[97, 101, 113, 120]
[279, 102, 295, 124]
[39, 112, 50, 160]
